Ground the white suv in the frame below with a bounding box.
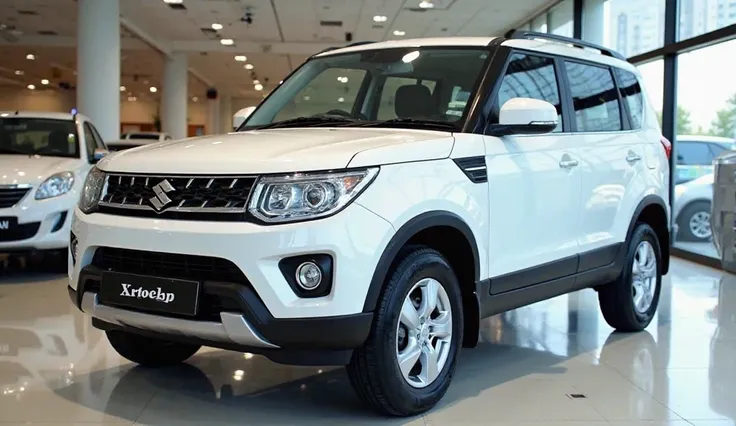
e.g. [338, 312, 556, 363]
[0, 111, 107, 256]
[69, 32, 671, 416]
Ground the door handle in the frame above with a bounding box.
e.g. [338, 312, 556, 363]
[626, 154, 642, 163]
[559, 159, 579, 169]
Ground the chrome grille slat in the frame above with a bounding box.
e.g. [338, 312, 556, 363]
[98, 174, 257, 219]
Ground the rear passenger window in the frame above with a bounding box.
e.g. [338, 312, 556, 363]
[565, 61, 622, 132]
[614, 68, 644, 129]
[497, 53, 563, 132]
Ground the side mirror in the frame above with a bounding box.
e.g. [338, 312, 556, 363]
[233, 106, 256, 130]
[488, 98, 558, 136]
[93, 148, 108, 162]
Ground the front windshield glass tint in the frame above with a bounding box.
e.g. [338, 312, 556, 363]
[244, 47, 490, 129]
[0, 118, 78, 158]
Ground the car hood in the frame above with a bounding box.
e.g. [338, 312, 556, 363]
[98, 127, 454, 174]
[0, 155, 82, 186]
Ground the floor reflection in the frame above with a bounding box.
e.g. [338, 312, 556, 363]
[0, 258, 734, 425]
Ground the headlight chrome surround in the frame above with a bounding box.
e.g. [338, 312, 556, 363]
[248, 168, 379, 223]
[78, 167, 106, 214]
[35, 171, 75, 200]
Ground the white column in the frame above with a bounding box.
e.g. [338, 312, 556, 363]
[162, 52, 188, 140]
[219, 94, 233, 133]
[77, 0, 120, 142]
[582, 0, 606, 45]
[207, 95, 220, 135]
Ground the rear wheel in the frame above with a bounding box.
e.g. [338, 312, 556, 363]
[106, 330, 201, 367]
[347, 247, 463, 416]
[599, 223, 662, 332]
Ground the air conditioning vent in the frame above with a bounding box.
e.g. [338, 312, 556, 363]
[320, 20, 343, 27]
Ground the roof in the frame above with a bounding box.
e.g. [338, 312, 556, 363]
[0, 111, 79, 120]
[315, 36, 635, 73]
[677, 135, 736, 143]
[316, 37, 497, 57]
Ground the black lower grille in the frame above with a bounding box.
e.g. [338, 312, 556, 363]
[0, 187, 31, 208]
[0, 222, 40, 242]
[92, 247, 247, 284]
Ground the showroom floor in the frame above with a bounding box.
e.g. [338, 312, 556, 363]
[0, 257, 734, 426]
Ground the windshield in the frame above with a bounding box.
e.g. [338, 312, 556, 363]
[0, 118, 79, 158]
[127, 133, 160, 140]
[242, 47, 490, 131]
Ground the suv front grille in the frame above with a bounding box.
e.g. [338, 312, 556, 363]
[92, 247, 248, 284]
[0, 186, 31, 208]
[98, 174, 257, 220]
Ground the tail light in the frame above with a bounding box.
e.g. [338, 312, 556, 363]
[660, 136, 672, 159]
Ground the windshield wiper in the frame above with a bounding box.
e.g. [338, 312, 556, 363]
[252, 115, 361, 130]
[358, 118, 459, 131]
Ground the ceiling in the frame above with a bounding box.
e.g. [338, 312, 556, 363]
[0, 0, 557, 102]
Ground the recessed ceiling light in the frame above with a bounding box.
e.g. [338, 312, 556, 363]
[393, 30, 406, 36]
[211, 23, 223, 30]
[26, 53, 35, 60]
[234, 55, 247, 62]
[244, 64, 254, 70]
[402, 51, 421, 63]
[14, 70, 23, 76]
[41, 79, 49, 85]
[419, 1, 435, 8]
[253, 79, 260, 85]
[27, 84, 35, 90]
[220, 38, 234, 46]
[149, 86, 158, 93]
[192, 96, 198, 102]
[120, 85, 126, 91]
[254, 83, 263, 91]
[373, 15, 387, 22]
[163, 0, 183, 3]
[338, 97, 345, 103]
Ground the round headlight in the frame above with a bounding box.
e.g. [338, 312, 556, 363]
[78, 167, 106, 214]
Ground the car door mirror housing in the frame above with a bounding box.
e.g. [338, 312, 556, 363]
[487, 97, 558, 137]
[93, 148, 109, 162]
[233, 106, 257, 130]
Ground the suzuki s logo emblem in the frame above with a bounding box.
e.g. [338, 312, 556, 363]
[149, 179, 175, 211]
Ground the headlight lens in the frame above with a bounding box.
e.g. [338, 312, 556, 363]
[78, 167, 106, 214]
[248, 168, 378, 223]
[674, 184, 687, 199]
[35, 172, 75, 200]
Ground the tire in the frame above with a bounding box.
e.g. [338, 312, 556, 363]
[106, 330, 201, 367]
[676, 200, 712, 242]
[347, 246, 463, 416]
[598, 223, 662, 332]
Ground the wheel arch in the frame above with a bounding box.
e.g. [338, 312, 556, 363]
[628, 195, 671, 274]
[362, 211, 481, 348]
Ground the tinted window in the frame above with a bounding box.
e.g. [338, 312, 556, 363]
[83, 123, 97, 161]
[565, 61, 622, 132]
[614, 68, 644, 129]
[709, 143, 733, 158]
[128, 133, 161, 140]
[0, 118, 78, 158]
[498, 53, 562, 132]
[677, 142, 712, 165]
[88, 123, 106, 148]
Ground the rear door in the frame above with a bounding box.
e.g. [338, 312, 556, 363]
[571, 61, 646, 262]
[483, 51, 583, 292]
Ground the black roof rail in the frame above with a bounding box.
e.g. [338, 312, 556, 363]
[504, 29, 626, 61]
[313, 40, 377, 56]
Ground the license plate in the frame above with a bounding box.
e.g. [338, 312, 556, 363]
[0, 217, 17, 231]
[99, 271, 200, 316]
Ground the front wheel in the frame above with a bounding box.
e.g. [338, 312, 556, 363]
[599, 223, 662, 332]
[347, 247, 463, 416]
[676, 201, 712, 242]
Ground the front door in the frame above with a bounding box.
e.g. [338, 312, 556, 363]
[484, 52, 582, 294]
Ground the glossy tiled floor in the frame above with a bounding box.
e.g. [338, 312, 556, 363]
[1, 257, 735, 426]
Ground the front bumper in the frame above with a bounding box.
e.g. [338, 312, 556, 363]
[0, 192, 75, 251]
[69, 203, 395, 362]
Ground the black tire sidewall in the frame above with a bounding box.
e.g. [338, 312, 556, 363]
[622, 223, 663, 328]
[373, 250, 464, 409]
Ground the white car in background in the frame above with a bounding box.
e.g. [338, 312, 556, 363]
[106, 131, 172, 152]
[0, 111, 107, 255]
[674, 173, 713, 242]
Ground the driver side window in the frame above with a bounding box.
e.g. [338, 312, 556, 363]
[273, 68, 368, 122]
